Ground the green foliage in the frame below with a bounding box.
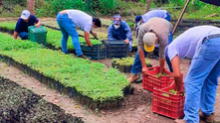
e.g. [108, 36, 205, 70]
[0, 22, 102, 50]
[0, 21, 16, 30]
[0, 33, 43, 51]
[0, 32, 129, 101]
[36, 0, 119, 16]
[112, 57, 151, 66]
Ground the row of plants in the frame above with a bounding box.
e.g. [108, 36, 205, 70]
[0, 32, 129, 108]
[0, 21, 102, 50]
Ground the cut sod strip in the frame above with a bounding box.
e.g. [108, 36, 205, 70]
[0, 33, 130, 108]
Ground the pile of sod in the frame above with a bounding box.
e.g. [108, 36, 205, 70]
[0, 33, 129, 108]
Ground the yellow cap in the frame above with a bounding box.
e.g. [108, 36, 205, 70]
[144, 44, 155, 52]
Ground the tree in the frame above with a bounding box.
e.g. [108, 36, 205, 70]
[27, 0, 35, 13]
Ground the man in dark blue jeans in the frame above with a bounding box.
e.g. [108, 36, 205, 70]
[13, 10, 41, 40]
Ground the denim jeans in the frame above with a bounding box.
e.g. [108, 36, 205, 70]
[19, 32, 28, 40]
[183, 36, 220, 123]
[56, 13, 83, 56]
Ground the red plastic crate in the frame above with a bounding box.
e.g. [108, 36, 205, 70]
[151, 82, 185, 119]
[142, 66, 173, 92]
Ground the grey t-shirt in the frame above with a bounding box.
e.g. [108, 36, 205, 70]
[65, 10, 92, 32]
[138, 17, 173, 58]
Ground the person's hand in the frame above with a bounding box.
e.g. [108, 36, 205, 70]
[93, 32, 98, 40]
[142, 67, 149, 75]
[124, 39, 129, 44]
[35, 24, 41, 28]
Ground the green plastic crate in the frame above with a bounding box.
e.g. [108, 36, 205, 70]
[28, 26, 47, 44]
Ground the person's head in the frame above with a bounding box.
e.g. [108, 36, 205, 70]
[135, 15, 142, 24]
[92, 18, 102, 28]
[20, 10, 31, 22]
[143, 32, 158, 52]
[112, 14, 122, 29]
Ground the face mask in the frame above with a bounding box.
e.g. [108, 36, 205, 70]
[114, 25, 120, 29]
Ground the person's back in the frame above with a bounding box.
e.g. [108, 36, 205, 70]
[64, 10, 92, 32]
[142, 9, 169, 23]
[167, 25, 220, 60]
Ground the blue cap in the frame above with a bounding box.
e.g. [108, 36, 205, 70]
[113, 14, 121, 19]
[135, 16, 142, 23]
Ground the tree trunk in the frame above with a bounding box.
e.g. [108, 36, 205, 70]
[146, 0, 153, 12]
[27, 0, 35, 14]
[0, 0, 2, 6]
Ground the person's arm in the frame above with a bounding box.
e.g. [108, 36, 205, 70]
[159, 58, 165, 73]
[124, 22, 132, 44]
[35, 20, 41, 27]
[84, 31, 92, 46]
[139, 48, 148, 74]
[90, 30, 98, 40]
[170, 55, 183, 92]
[107, 25, 115, 41]
[13, 31, 18, 39]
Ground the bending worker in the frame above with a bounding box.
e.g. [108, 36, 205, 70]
[129, 17, 172, 82]
[166, 26, 220, 123]
[56, 9, 101, 57]
[108, 14, 132, 51]
[14, 10, 41, 40]
[135, 9, 172, 57]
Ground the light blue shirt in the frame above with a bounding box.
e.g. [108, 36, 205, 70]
[142, 10, 168, 23]
[167, 25, 220, 60]
[66, 10, 92, 32]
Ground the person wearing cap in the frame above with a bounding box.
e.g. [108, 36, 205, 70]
[165, 26, 220, 123]
[135, 9, 172, 58]
[13, 10, 41, 40]
[128, 17, 172, 83]
[56, 9, 101, 57]
[107, 15, 132, 51]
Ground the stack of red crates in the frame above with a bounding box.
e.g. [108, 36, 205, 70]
[151, 82, 185, 119]
[142, 66, 173, 92]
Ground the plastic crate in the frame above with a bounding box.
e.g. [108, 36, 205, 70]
[81, 44, 106, 60]
[142, 66, 173, 92]
[152, 82, 185, 119]
[104, 40, 129, 58]
[28, 26, 47, 44]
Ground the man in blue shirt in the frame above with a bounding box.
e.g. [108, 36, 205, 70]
[107, 15, 132, 51]
[166, 26, 220, 123]
[13, 10, 41, 40]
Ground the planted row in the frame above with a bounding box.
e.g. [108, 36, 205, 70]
[0, 21, 102, 50]
[0, 33, 129, 106]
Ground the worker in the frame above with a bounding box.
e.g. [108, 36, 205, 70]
[135, 9, 172, 58]
[13, 10, 41, 40]
[108, 14, 132, 51]
[165, 26, 220, 123]
[128, 17, 172, 82]
[56, 9, 101, 57]
[135, 9, 171, 27]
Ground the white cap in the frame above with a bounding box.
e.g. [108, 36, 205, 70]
[143, 32, 157, 52]
[20, 10, 31, 20]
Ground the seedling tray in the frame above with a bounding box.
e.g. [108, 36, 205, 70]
[81, 44, 106, 60]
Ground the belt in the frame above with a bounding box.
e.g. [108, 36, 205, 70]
[206, 34, 220, 39]
[202, 33, 220, 43]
